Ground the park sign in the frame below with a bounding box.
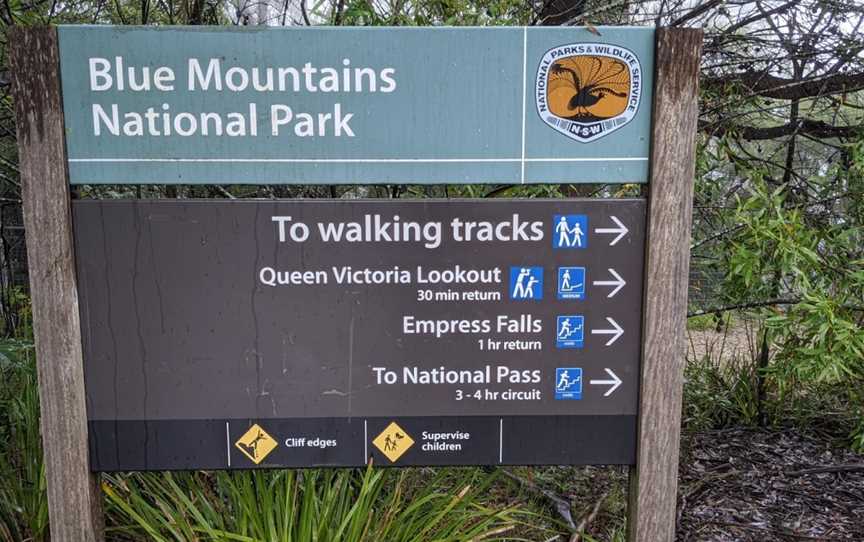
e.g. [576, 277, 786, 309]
[75, 199, 644, 469]
[57, 26, 654, 185]
[12, 26, 702, 542]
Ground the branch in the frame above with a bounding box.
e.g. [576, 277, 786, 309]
[703, 71, 864, 100]
[211, 185, 236, 199]
[689, 299, 864, 317]
[691, 224, 745, 250]
[538, 0, 586, 26]
[0, 171, 20, 189]
[787, 464, 864, 476]
[718, 0, 799, 36]
[300, 0, 310, 25]
[483, 185, 518, 198]
[669, 0, 722, 27]
[332, 0, 345, 25]
[570, 490, 608, 542]
[700, 118, 863, 141]
[688, 298, 802, 317]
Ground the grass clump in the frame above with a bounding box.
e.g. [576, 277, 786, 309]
[103, 467, 530, 542]
[0, 341, 48, 542]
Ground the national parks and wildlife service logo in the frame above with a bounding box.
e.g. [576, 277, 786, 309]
[536, 43, 642, 143]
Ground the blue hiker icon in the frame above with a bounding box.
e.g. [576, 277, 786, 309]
[509, 267, 543, 300]
[557, 267, 586, 300]
[553, 215, 588, 249]
[555, 368, 583, 400]
[556, 315, 584, 348]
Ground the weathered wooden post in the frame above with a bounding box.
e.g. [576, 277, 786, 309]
[9, 27, 105, 541]
[627, 27, 703, 542]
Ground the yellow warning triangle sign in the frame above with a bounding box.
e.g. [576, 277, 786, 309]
[235, 424, 278, 464]
[372, 421, 414, 463]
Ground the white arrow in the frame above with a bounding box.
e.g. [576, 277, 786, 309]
[592, 268, 626, 298]
[594, 216, 629, 246]
[590, 317, 624, 346]
[590, 368, 623, 397]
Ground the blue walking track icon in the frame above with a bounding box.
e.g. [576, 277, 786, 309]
[557, 267, 586, 300]
[556, 315, 584, 348]
[552, 215, 588, 249]
[555, 368, 583, 400]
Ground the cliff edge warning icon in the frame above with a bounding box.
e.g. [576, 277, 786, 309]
[535, 43, 642, 143]
[235, 424, 278, 465]
[373, 422, 415, 463]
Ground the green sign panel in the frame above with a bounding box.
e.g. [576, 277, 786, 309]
[57, 26, 654, 185]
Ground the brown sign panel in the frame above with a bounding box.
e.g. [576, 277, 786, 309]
[73, 199, 645, 470]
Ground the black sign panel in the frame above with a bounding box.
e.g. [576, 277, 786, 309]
[73, 199, 645, 470]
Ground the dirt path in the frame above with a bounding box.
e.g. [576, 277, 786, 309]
[686, 322, 760, 364]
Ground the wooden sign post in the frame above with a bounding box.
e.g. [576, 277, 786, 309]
[11, 25, 701, 542]
[9, 27, 104, 541]
[628, 28, 703, 542]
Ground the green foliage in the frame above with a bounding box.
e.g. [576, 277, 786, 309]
[683, 329, 862, 438]
[711, 165, 864, 442]
[1, 287, 33, 340]
[851, 396, 864, 452]
[726, 180, 820, 296]
[337, 0, 532, 26]
[103, 466, 526, 541]
[0, 341, 48, 542]
[765, 293, 864, 387]
[683, 354, 761, 431]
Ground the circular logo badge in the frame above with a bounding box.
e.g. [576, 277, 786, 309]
[536, 43, 642, 143]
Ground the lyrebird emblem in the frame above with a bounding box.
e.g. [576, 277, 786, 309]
[550, 57, 629, 119]
[548, 56, 630, 120]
